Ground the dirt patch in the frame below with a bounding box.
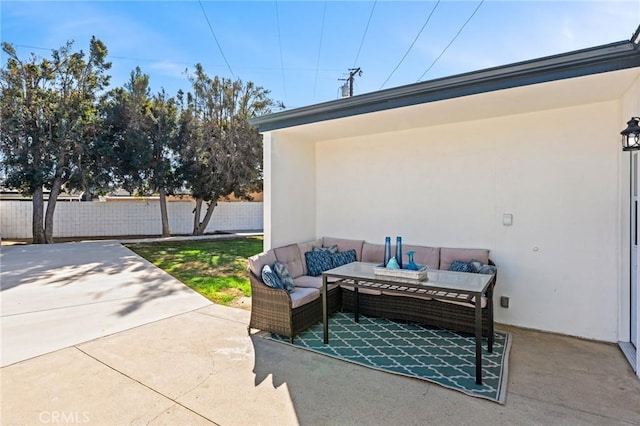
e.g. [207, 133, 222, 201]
[230, 296, 252, 311]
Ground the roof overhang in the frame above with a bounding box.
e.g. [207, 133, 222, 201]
[250, 37, 640, 136]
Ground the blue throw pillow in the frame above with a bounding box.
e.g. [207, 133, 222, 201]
[331, 249, 357, 268]
[449, 260, 476, 273]
[273, 261, 295, 293]
[305, 250, 333, 277]
[471, 259, 497, 275]
[477, 264, 497, 275]
[261, 264, 283, 289]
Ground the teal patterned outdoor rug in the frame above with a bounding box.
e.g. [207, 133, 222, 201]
[265, 312, 511, 404]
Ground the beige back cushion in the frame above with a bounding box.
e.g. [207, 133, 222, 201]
[363, 243, 440, 269]
[361, 242, 385, 264]
[274, 244, 305, 278]
[440, 248, 489, 270]
[322, 237, 365, 260]
[247, 250, 277, 277]
[403, 245, 440, 269]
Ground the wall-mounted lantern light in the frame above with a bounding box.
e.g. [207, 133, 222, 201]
[621, 117, 640, 151]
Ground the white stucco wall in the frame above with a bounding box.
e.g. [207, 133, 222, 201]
[0, 200, 263, 238]
[312, 101, 622, 341]
[262, 66, 640, 342]
[263, 132, 316, 249]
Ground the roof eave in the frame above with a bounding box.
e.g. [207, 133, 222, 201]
[250, 40, 640, 133]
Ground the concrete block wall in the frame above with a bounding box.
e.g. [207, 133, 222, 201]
[0, 200, 263, 239]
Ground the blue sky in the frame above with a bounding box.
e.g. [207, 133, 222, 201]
[2, 1, 639, 110]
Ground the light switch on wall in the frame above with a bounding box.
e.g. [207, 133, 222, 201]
[503, 213, 513, 226]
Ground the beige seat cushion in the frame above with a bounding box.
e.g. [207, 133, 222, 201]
[290, 287, 320, 309]
[294, 275, 340, 290]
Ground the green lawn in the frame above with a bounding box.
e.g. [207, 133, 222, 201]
[126, 236, 263, 307]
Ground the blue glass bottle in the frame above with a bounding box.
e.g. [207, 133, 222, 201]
[383, 237, 391, 266]
[395, 236, 403, 269]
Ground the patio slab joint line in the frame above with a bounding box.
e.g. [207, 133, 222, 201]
[1, 296, 143, 318]
[508, 389, 638, 424]
[193, 309, 249, 325]
[73, 346, 220, 425]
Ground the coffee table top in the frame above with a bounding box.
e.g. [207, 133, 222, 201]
[323, 261, 494, 294]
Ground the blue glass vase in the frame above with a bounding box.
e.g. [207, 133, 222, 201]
[383, 237, 391, 267]
[406, 251, 418, 270]
[395, 236, 403, 269]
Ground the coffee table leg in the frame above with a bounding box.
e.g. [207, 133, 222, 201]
[475, 297, 482, 385]
[354, 286, 360, 323]
[488, 281, 494, 353]
[323, 275, 328, 344]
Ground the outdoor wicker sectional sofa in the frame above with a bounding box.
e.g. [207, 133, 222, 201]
[247, 237, 496, 342]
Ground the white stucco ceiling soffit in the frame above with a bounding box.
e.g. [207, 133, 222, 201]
[250, 27, 640, 140]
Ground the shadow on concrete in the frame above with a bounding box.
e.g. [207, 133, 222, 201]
[113, 279, 192, 317]
[248, 325, 640, 424]
[0, 242, 147, 292]
[0, 241, 206, 318]
[0, 240, 211, 367]
[248, 331, 497, 425]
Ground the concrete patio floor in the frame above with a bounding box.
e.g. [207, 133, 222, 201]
[0, 240, 213, 367]
[1, 240, 639, 425]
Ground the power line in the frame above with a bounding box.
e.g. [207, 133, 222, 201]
[11, 45, 343, 73]
[198, 0, 235, 79]
[417, 0, 485, 82]
[274, 1, 287, 101]
[353, 0, 377, 67]
[379, 0, 440, 90]
[313, 1, 328, 99]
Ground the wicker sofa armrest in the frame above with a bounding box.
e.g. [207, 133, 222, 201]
[248, 269, 296, 340]
[248, 270, 292, 313]
[248, 269, 327, 343]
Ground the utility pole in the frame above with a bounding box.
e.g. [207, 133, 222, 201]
[339, 67, 362, 97]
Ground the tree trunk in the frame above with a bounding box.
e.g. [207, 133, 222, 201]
[159, 187, 170, 237]
[193, 198, 202, 235]
[192, 199, 217, 235]
[32, 187, 46, 244]
[43, 176, 63, 244]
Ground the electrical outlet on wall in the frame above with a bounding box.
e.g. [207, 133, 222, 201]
[500, 296, 509, 308]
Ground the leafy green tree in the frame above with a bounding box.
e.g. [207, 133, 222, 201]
[101, 68, 151, 195]
[147, 89, 180, 236]
[0, 38, 111, 243]
[100, 67, 179, 236]
[176, 65, 276, 235]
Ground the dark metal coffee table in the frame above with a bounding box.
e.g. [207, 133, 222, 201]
[322, 262, 495, 385]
